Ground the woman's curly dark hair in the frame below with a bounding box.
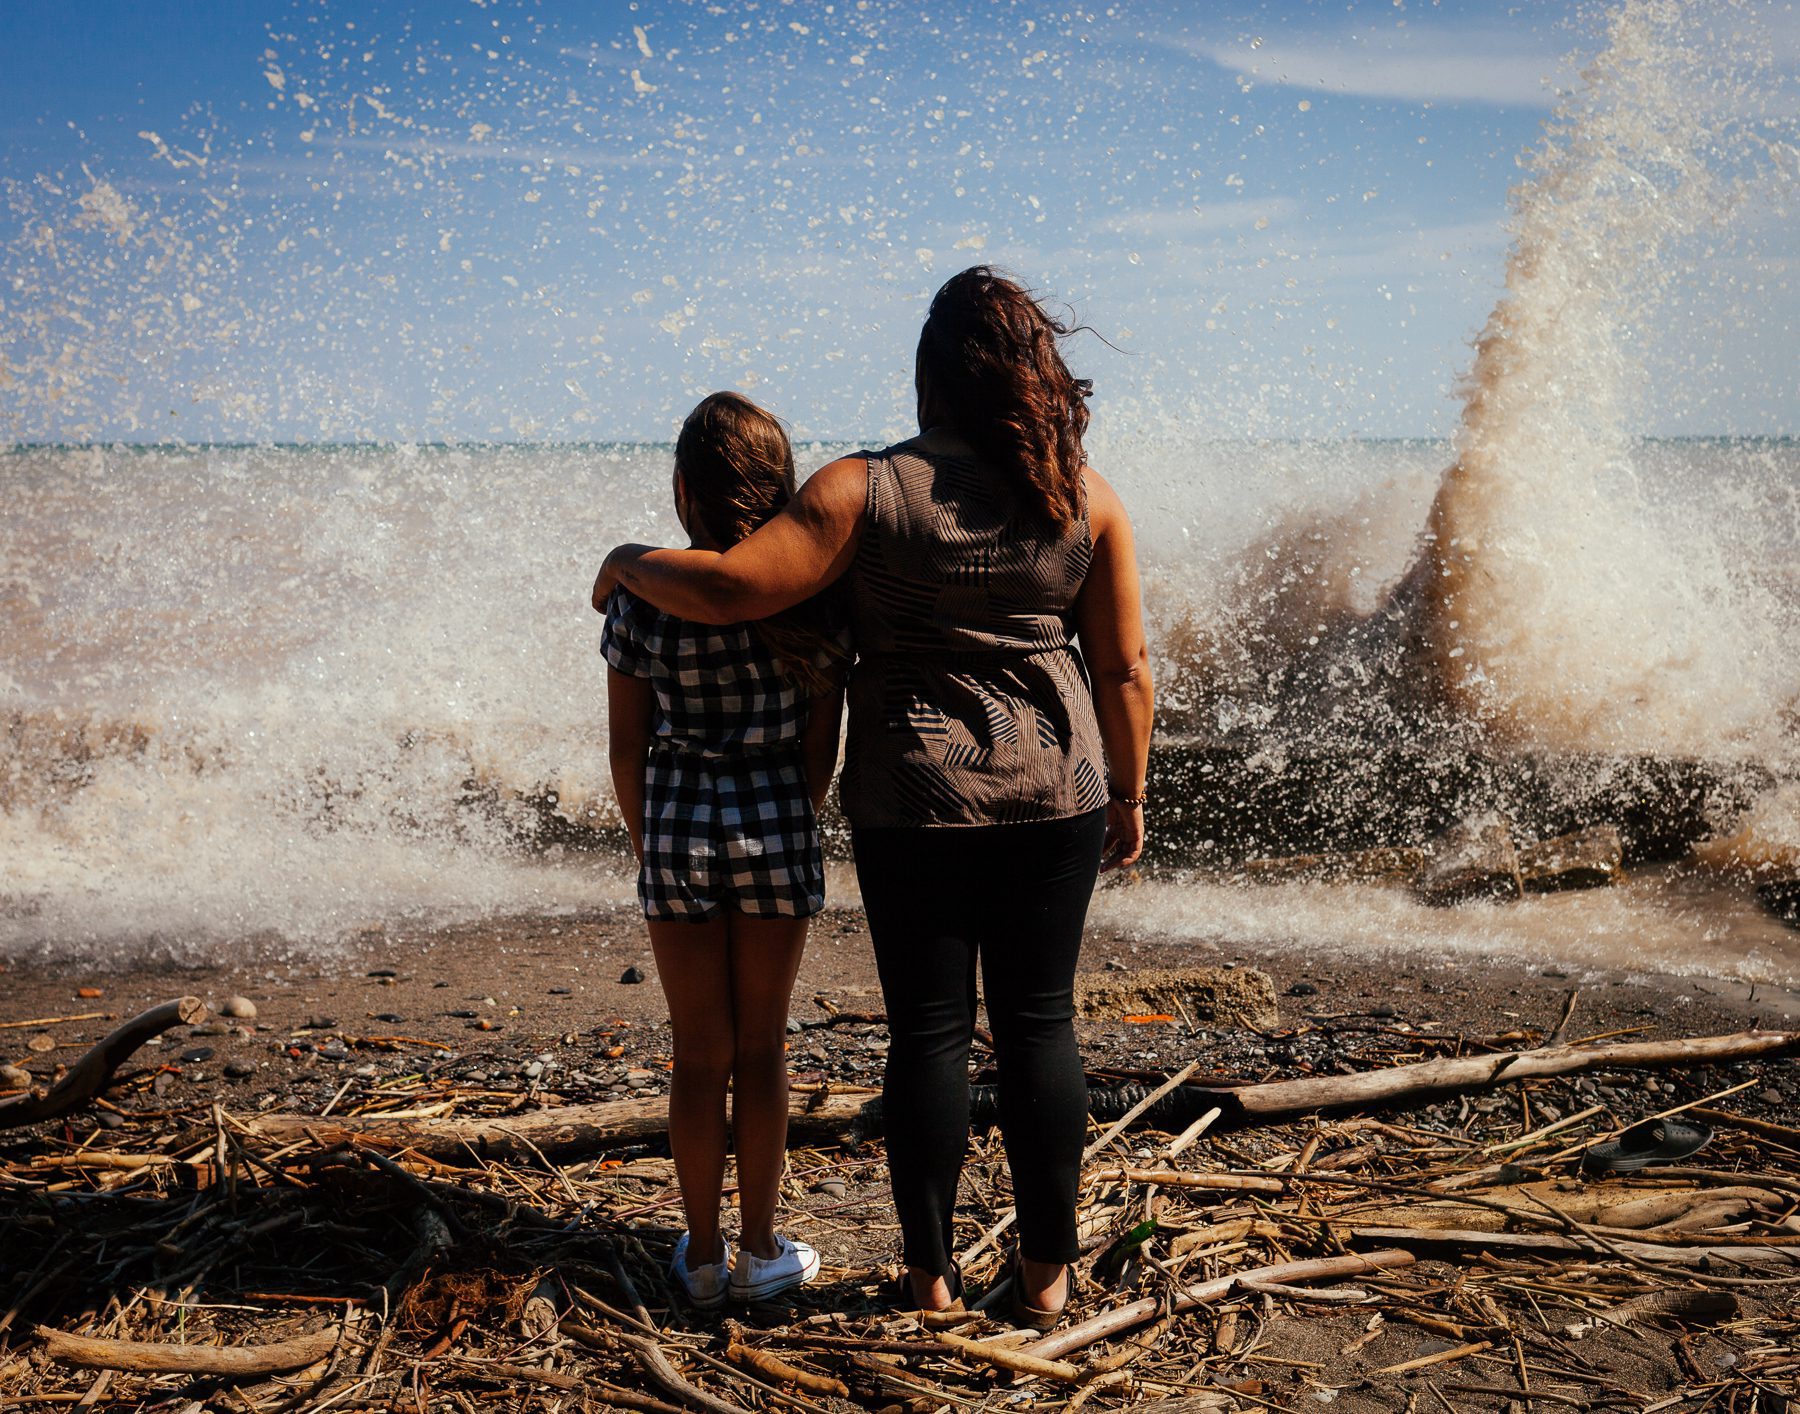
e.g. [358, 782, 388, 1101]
[675, 391, 844, 694]
[915, 266, 1093, 530]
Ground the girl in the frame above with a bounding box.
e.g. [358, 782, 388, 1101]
[599, 392, 846, 1309]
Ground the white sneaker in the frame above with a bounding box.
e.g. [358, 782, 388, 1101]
[670, 1232, 731, 1311]
[730, 1234, 821, 1302]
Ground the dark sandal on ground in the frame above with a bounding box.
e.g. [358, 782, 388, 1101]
[893, 1263, 965, 1313]
[1007, 1254, 1070, 1332]
[1582, 1117, 1713, 1174]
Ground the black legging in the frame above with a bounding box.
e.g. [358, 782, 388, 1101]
[853, 808, 1106, 1276]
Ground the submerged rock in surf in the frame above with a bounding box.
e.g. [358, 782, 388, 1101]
[1244, 846, 1426, 887]
[1416, 817, 1523, 906]
[1520, 826, 1625, 893]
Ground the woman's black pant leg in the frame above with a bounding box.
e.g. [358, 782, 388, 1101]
[855, 831, 979, 1277]
[977, 809, 1105, 1265]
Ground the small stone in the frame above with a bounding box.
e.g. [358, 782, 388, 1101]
[220, 995, 258, 1020]
[1370, 1003, 1397, 1019]
[352, 1063, 378, 1079]
[188, 1021, 227, 1037]
[95, 1108, 125, 1129]
[786, 1017, 804, 1034]
[549, 986, 572, 995]
[0, 1064, 31, 1087]
[812, 1178, 847, 1199]
[474, 1018, 498, 1032]
[26, 1034, 55, 1053]
[1104, 958, 1129, 972]
[367, 967, 399, 978]
[319, 1043, 349, 1061]
[465, 1070, 490, 1084]
[524, 1061, 545, 1080]
[447, 1010, 479, 1019]
[374, 1013, 405, 1024]
[300, 1016, 337, 1031]
[76, 986, 103, 999]
[224, 1059, 256, 1079]
[1286, 981, 1318, 997]
[1761, 1089, 1784, 1106]
[620, 966, 646, 985]
[180, 1046, 215, 1064]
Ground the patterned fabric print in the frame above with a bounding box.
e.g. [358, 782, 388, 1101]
[602, 585, 809, 758]
[640, 749, 824, 920]
[839, 429, 1109, 828]
[603, 586, 826, 920]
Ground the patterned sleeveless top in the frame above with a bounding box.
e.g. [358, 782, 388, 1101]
[838, 428, 1109, 828]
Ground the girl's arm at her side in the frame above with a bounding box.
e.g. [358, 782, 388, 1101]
[1075, 467, 1154, 872]
[801, 684, 846, 813]
[606, 667, 656, 862]
[593, 456, 868, 625]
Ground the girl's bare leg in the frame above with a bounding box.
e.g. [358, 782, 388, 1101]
[726, 912, 808, 1260]
[649, 916, 734, 1267]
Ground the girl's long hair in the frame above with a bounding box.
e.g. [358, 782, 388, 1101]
[915, 266, 1093, 530]
[675, 392, 844, 695]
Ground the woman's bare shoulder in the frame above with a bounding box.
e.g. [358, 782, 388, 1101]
[1082, 465, 1130, 536]
[795, 455, 871, 525]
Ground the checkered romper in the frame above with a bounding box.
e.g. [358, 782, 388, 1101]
[603, 585, 830, 921]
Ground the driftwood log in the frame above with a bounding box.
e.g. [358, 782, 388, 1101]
[232, 1028, 1800, 1161]
[35, 1322, 338, 1377]
[0, 997, 204, 1130]
[237, 1087, 880, 1163]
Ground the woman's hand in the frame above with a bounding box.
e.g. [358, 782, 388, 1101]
[591, 556, 620, 613]
[1101, 798, 1145, 873]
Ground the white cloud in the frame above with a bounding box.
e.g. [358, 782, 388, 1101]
[1183, 29, 1569, 108]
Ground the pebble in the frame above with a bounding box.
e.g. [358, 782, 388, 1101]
[1761, 1088, 1784, 1106]
[367, 967, 399, 978]
[224, 1059, 256, 1079]
[319, 1043, 349, 1062]
[786, 1017, 804, 1034]
[447, 1009, 479, 1019]
[26, 1034, 55, 1054]
[301, 1016, 337, 1031]
[374, 1013, 405, 1024]
[96, 1109, 125, 1129]
[813, 1178, 847, 1199]
[549, 986, 572, 995]
[1286, 981, 1318, 997]
[1370, 1003, 1397, 1018]
[220, 996, 258, 1020]
[351, 1064, 378, 1079]
[475, 1018, 499, 1032]
[0, 1064, 31, 1087]
[524, 1061, 545, 1080]
[76, 986, 104, 1000]
[620, 966, 646, 985]
[180, 1047, 216, 1064]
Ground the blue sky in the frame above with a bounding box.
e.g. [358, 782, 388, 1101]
[1, 0, 1793, 442]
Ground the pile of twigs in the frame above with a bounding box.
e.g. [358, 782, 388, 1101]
[3, 1007, 1798, 1412]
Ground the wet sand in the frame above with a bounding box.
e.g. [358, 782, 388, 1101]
[4, 899, 1795, 1121]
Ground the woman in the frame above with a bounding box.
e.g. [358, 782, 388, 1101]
[595, 267, 1152, 1325]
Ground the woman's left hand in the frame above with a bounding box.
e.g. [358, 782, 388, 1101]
[1101, 799, 1144, 873]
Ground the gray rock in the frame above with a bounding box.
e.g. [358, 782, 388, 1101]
[180, 1047, 215, 1064]
[220, 995, 258, 1020]
[1520, 826, 1625, 893]
[1415, 816, 1522, 906]
[224, 1059, 256, 1079]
